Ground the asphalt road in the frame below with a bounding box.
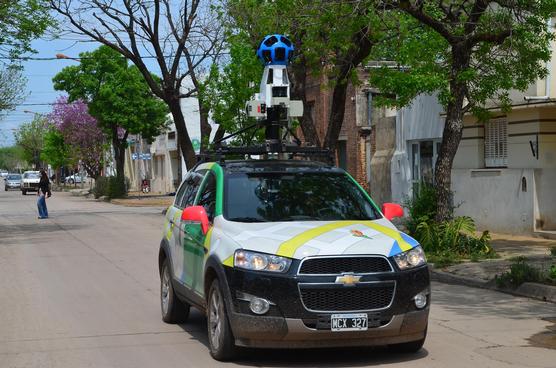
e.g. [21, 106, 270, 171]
[1, 185, 555, 368]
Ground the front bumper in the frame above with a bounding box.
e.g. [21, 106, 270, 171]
[5, 183, 20, 189]
[224, 261, 430, 348]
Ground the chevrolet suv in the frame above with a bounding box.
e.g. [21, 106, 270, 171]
[158, 160, 429, 360]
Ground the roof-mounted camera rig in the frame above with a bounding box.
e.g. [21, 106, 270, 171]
[207, 34, 332, 163]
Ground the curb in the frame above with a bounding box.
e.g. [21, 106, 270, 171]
[430, 269, 556, 304]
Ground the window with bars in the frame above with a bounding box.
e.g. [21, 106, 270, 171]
[484, 117, 508, 168]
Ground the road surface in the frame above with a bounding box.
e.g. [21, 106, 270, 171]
[1, 186, 555, 367]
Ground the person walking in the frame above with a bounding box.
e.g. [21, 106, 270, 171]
[37, 169, 51, 219]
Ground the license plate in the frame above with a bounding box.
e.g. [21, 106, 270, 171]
[330, 313, 368, 331]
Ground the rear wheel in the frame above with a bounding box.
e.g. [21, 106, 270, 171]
[21, 190, 26, 195]
[160, 259, 190, 323]
[207, 279, 237, 361]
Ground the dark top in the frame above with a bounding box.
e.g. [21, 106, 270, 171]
[39, 177, 51, 196]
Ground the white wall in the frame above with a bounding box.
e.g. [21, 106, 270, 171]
[391, 94, 444, 203]
[452, 169, 535, 234]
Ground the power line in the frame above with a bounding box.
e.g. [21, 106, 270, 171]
[1, 52, 229, 61]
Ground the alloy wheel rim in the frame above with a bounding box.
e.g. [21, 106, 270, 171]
[209, 288, 222, 351]
[161, 267, 170, 315]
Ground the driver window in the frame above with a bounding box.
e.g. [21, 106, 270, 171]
[180, 172, 203, 208]
[196, 172, 217, 221]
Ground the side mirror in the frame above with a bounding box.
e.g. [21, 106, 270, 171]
[382, 203, 404, 221]
[181, 205, 209, 235]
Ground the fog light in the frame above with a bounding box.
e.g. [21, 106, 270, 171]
[249, 297, 270, 315]
[414, 292, 427, 309]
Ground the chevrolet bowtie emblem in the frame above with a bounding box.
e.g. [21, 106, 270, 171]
[335, 273, 361, 286]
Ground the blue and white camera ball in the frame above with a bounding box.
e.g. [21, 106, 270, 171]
[256, 34, 294, 65]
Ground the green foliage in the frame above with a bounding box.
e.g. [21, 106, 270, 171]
[404, 183, 437, 234]
[201, 32, 263, 145]
[41, 128, 71, 170]
[0, 146, 24, 171]
[550, 246, 556, 257]
[53, 46, 168, 143]
[495, 258, 543, 288]
[415, 216, 494, 258]
[14, 115, 48, 168]
[93, 176, 109, 199]
[550, 265, 556, 280]
[93, 176, 127, 199]
[107, 176, 127, 199]
[0, 0, 52, 59]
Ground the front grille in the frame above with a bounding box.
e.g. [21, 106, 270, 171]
[299, 283, 395, 312]
[299, 256, 392, 275]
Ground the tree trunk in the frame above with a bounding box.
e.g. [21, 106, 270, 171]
[290, 59, 321, 147]
[324, 80, 350, 151]
[199, 101, 212, 153]
[323, 27, 374, 151]
[434, 50, 469, 222]
[167, 98, 197, 170]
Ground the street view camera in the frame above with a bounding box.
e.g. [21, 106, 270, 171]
[212, 34, 330, 161]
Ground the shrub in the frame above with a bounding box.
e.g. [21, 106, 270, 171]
[550, 246, 556, 257]
[404, 183, 437, 235]
[93, 176, 109, 199]
[107, 176, 127, 199]
[495, 258, 542, 288]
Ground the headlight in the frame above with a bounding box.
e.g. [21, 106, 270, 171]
[393, 246, 426, 270]
[234, 250, 292, 273]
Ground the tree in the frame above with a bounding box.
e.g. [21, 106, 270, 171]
[52, 46, 167, 181]
[14, 115, 48, 169]
[201, 32, 262, 145]
[48, 97, 106, 179]
[0, 0, 51, 114]
[0, 146, 24, 171]
[225, 0, 382, 150]
[41, 127, 71, 182]
[50, 0, 225, 169]
[0, 0, 51, 59]
[371, 1, 556, 221]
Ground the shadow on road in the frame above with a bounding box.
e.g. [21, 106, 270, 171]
[0, 223, 87, 244]
[178, 310, 428, 367]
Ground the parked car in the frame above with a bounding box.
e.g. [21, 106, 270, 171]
[21, 171, 41, 195]
[0, 170, 8, 178]
[158, 160, 429, 360]
[4, 174, 22, 191]
[65, 174, 83, 184]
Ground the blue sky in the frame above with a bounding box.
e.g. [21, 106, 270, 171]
[0, 37, 98, 146]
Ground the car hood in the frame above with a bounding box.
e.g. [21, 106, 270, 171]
[216, 217, 419, 259]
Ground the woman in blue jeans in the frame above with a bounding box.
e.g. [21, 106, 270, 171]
[37, 169, 51, 219]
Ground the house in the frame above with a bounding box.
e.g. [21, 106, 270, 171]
[308, 61, 555, 235]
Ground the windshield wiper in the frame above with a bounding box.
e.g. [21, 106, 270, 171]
[228, 217, 265, 223]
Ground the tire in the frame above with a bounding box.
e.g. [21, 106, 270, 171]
[207, 279, 237, 361]
[22, 190, 26, 195]
[389, 329, 426, 353]
[160, 259, 190, 323]
[68, 179, 74, 184]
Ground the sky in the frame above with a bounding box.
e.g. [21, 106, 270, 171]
[0, 37, 98, 146]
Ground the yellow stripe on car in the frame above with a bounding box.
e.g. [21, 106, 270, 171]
[203, 227, 213, 259]
[276, 221, 412, 258]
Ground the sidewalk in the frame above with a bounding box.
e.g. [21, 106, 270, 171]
[431, 233, 556, 303]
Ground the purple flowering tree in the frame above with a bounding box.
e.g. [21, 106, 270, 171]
[49, 96, 106, 179]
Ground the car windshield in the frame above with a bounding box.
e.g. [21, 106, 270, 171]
[24, 172, 40, 179]
[7, 175, 21, 180]
[224, 172, 381, 222]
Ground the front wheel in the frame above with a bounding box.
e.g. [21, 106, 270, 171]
[21, 190, 26, 195]
[389, 329, 426, 353]
[207, 279, 237, 361]
[160, 259, 190, 323]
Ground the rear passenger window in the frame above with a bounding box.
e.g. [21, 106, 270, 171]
[180, 172, 203, 208]
[196, 172, 217, 221]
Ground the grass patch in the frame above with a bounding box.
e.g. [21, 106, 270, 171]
[496, 258, 556, 288]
